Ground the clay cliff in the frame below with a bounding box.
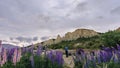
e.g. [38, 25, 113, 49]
[42, 29, 99, 45]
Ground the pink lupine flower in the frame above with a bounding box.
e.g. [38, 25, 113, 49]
[3, 49, 7, 63]
[12, 48, 18, 65]
[17, 49, 21, 62]
[0, 60, 4, 67]
[0, 49, 7, 66]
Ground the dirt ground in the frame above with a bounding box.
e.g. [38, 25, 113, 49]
[63, 55, 75, 68]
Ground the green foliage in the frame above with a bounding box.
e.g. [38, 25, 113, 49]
[74, 61, 120, 68]
[1, 61, 14, 68]
[107, 62, 120, 68]
[48, 35, 102, 49]
[101, 31, 120, 47]
[33, 55, 63, 68]
[1, 53, 64, 68]
[1, 55, 31, 68]
[74, 62, 82, 68]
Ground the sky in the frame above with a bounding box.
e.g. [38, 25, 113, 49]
[0, 0, 120, 46]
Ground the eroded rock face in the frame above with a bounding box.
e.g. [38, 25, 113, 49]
[63, 29, 98, 41]
[54, 35, 62, 44]
[116, 27, 120, 31]
[42, 29, 99, 45]
[43, 39, 55, 45]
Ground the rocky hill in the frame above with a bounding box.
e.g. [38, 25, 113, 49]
[42, 29, 99, 45]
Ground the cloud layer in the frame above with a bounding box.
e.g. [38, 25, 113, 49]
[0, 0, 120, 44]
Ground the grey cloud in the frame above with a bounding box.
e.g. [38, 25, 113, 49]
[9, 37, 13, 41]
[111, 6, 120, 15]
[74, 2, 88, 13]
[33, 37, 38, 41]
[1, 0, 120, 43]
[96, 16, 104, 19]
[41, 36, 49, 41]
[11, 36, 39, 43]
[2, 40, 8, 42]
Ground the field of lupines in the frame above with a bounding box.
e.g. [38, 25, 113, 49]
[73, 45, 120, 68]
[1, 39, 120, 68]
[0, 41, 64, 68]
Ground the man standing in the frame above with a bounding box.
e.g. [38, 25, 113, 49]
[65, 46, 69, 57]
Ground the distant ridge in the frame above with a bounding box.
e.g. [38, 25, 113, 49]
[2, 44, 19, 49]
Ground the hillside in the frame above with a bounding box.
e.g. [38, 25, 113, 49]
[47, 31, 120, 49]
[2, 44, 19, 49]
[37, 27, 120, 50]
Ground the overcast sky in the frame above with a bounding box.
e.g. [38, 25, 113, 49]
[0, 0, 120, 45]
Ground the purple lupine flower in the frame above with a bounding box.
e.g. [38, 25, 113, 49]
[95, 50, 101, 64]
[76, 48, 84, 55]
[90, 52, 96, 68]
[7, 48, 15, 61]
[47, 50, 55, 63]
[111, 52, 119, 63]
[86, 53, 91, 60]
[83, 61, 89, 68]
[115, 50, 120, 60]
[55, 51, 64, 65]
[22, 45, 26, 54]
[31, 44, 34, 54]
[36, 45, 42, 56]
[100, 50, 106, 62]
[76, 48, 86, 63]
[30, 55, 34, 68]
[111, 47, 116, 52]
[47, 50, 64, 65]
[117, 44, 120, 51]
